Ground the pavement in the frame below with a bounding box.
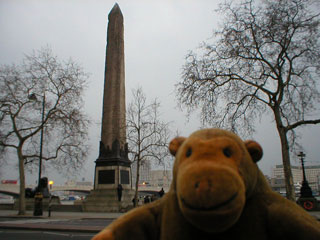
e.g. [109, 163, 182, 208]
[0, 209, 319, 234]
[0, 210, 123, 233]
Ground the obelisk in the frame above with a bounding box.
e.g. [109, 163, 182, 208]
[94, 2, 131, 186]
[100, 2, 126, 152]
[83, 3, 134, 212]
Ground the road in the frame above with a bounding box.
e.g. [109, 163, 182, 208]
[0, 229, 96, 239]
[0, 216, 114, 239]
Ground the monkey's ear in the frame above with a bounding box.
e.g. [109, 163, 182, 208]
[245, 140, 263, 163]
[169, 137, 186, 156]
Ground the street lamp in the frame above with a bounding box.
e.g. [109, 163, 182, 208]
[298, 151, 313, 198]
[29, 93, 46, 216]
[49, 180, 54, 190]
[297, 151, 317, 211]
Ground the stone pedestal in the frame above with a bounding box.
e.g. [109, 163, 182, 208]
[297, 197, 318, 211]
[82, 139, 133, 212]
[93, 140, 132, 190]
[297, 180, 318, 211]
[83, 159, 135, 212]
[82, 188, 134, 212]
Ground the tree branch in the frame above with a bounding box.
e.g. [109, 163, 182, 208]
[287, 119, 320, 131]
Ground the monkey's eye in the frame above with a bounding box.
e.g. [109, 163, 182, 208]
[223, 147, 232, 158]
[186, 147, 192, 157]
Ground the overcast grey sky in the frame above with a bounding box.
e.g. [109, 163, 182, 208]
[1, 0, 319, 185]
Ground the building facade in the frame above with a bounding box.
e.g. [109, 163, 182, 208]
[131, 159, 172, 192]
[146, 170, 172, 191]
[271, 165, 320, 194]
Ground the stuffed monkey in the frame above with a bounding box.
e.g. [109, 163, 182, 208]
[92, 128, 320, 240]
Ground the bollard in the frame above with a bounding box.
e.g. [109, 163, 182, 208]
[48, 196, 52, 217]
[48, 205, 51, 217]
[33, 192, 43, 216]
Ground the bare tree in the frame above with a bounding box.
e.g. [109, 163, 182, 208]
[127, 87, 171, 206]
[177, 0, 320, 201]
[0, 47, 90, 215]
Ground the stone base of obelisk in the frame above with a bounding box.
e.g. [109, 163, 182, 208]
[297, 197, 318, 211]
[82, 189, 135, 212]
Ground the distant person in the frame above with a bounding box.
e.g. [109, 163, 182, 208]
[132, 197, 138, 207]
[144, 195, 150, 204]
[48, 195, 53, 217]
[159, 188, 165, 197]
[117, 184, 123, 201]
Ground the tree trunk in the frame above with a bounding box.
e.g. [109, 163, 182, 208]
[17, 147, 26, 215]
[134, 158, 141, 207]
[277, 125, 295, 201]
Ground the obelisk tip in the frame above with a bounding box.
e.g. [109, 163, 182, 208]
[109, 3, 122, 17]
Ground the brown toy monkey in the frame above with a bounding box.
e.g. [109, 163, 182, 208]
[92, 128, 320, 240]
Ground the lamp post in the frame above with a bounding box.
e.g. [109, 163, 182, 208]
[29, 93, 46, 216]
[298, 151, 313, 198]
[297, 151, 317, 211]
[38, 93, 45, 190]
[298, 152, 307, 184]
